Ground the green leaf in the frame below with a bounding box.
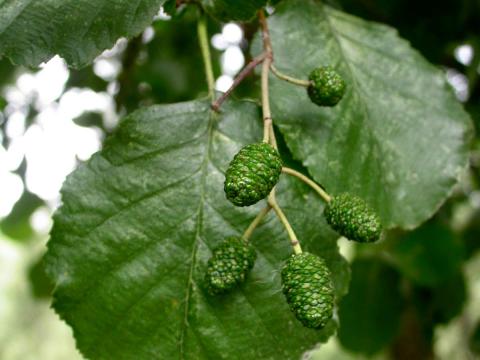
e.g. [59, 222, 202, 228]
[337, 258, 404, 355]
[412, 272, 466, 326]
[44, 99, 349, 359]
[0, 0, 166, 68]
[0, 96, 6, 111]
[28, 256, 55, 299]
[0, 190, 44, 241]
[462, 209, 480, 259]
[264, 0, 472, 229]
[72, 112, 104, 129]
[470, 321, 480, 355]
[387, 222, 464, 287]
[163, 0, 177, 16]
[0, 58, 16, 87]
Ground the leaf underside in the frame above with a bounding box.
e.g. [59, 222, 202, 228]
[266, 0, 472, 229]
[0, 0, 166, 68]
[45, 99, 349, 360]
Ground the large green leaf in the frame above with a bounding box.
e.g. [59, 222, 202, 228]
[0, 0, 165, 68]
[265, 0, 472, 229]
[337, 258, 404, 355]
[44, 99, 349, 359]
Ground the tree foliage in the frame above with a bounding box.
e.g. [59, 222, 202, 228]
[0, 0, 478, 359]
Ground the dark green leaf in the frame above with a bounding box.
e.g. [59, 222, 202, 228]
[470, 321, 480, 355]
[0, 58, 17, 86]
[338, 258, 404, 355]
[263, 0, 472, 229]
[388, 222, 464, 287]
[163, 0, 177, 16]
[45, 99, 349, 359]
[0, 0, 166, 68]
[412, 272, 466, 326]
[0, 190, 44, 241]
[462, 209, 480, 259]
[0, 96, 6, 111]
[67, 66, 109, 93]
[430, 272, 466, 324]
[72, 112, 107, 132]
[28, 256, 55, 299]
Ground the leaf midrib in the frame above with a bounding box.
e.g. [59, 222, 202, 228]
[178, 107, 216, 359]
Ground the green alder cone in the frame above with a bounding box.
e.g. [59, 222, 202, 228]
[324, 193, 382, 243]
[224, 142, 283, 207]
[205, 237, 257, 295]
[307, 66, 346, 106]
[281, 252, 334, 329]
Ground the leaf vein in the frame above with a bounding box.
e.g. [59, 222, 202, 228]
[178, 110, 216, 359]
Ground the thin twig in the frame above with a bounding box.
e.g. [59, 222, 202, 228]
[270, 64, 311, 87]
[259, 10, 273, 54]
[242, 205, 272, 241]
[115, 35, 143, 112]
[259, 10, 301, 254]
[259, 10, 274, 145]
[212, 52, 267, 112]
[269, 124, 278, 149]
[268, 191, 302, 254]
[282, 167, 331, 202]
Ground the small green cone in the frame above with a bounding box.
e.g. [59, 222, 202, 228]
[224, 143, 282, 207]
[205, 237, 257, 295]
[281, 252, 334, 329]
[324, 193, 382, 243]
[307, 66, 346, 106]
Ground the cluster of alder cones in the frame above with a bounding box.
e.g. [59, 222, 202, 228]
[204, 66, 382, 329]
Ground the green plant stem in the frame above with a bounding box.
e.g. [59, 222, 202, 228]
[197, 14, 215, 99]
[261, 61, 271, 144]
[270, 64, 311, 87]
[242, 205, 272, 241]
[268, 191, 302, 254]
[259, 11, 278, 150]
[282, 167, 331, 202]
[259, 10, 300, 255]
[269, 124, 278, 149]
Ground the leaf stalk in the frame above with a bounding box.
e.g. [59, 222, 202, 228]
[242, 205, 272, 241]
[282, 167, 331, 202]
[270, 64, 311, 87]
[212, 52, 267, 111]
[268, 191, 302, 254]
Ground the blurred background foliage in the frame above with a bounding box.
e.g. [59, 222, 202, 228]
[0, 0, 479, 359]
